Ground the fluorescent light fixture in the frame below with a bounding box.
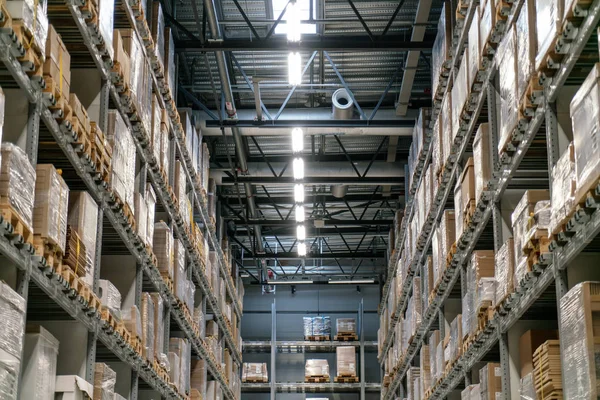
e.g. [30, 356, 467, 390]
[295, 205, 305, 222]
[286, 0, 301, 42]
[294, 183, 304, 203]
[297, 242, 307, 256]
[288, 52, 302, 85]
[292, 128, 303, 153]
[296, 225, 306, 241]
[267, 279, 313, 285]
[293, 157, 304, 180]
[328, 279, 375, 284]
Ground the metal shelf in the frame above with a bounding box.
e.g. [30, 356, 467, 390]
[242, 382, 382, 393]
[243, 340, 378, 353]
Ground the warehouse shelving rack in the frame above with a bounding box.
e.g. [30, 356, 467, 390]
[243, 340, 378, 353]
[379, 0, 600, 398]
[0, 0, 242, 397]
[241, 382, 382, 393]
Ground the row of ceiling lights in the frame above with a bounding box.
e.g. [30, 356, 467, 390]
[287, 0, 302, 85]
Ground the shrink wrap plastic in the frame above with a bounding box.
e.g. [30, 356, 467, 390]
[168, 352, 180, 391]
[151, 96, 162, 165]
[462, 290, 473, 339]
[303, 316, 331, 337]
[336, 318, 356, 334]
[495, 239, 514, 304]
[305, 359, 329, 377]
[68, 192, 98, 286]
[0, 143, 36, 231]
[185, 279, 195, 313]
[93, 363, 116, 400]
[6, 0, 48, 56]
[407, 367, 420, 400]
[535, 0, 562, 71]
[122, 305, 142, 341]
[480, 363, 502, 400]
[336, 346, 356, 376]
[454, 183, 464, 240]
[516, 0, 536, 102]
[165, 28, 176, 95]
[98, 280, 121, 319]
[146, 186, 156, 244]
[441, 93, 452, 169]
[497, 26, 518, 154]
[159, 112, 169, 178]
[407, 277, 422, 339]
[432, 229, 441, 287]
[174, 238, 186, 301]
[134, 193, 147, 245]
[550, 144, 576, 234]
[559, 282, 600, 399]
[425, 165, 433, 219]
[479, 0, 496, 51]
[242, 363, 268, 382]
[149, 293, 165, 362]
[470, 384, 481, 400]
[174, 160, 187, 210]
[432, 116, 442, 185]
[520, 373, 536, 399]
[141, 293, 155, 361]
[194, 306, 205, 337]
[462, 386, 473, 400]
[468, 6, 480, 90]
[432, 3, 452, 97]
[433, 211, 456, 287]
[412, 108, 432, 171]
[34, 164, 69, 254]
[98, 0, 114, 60]
[154, 222, 174, 280]
[151, 2, 165, 69]
[571, 64, 600, 200]
[121, 30, 151, 135]
[420, 345, 431, 396]
[423, 256, 433, 311]
[473, 124, 492, 203]
[448, 315, 462, 362]
[21, 326, 59, 400]
[452, 51, 469, 142]
[169, 338, 190, 393]
[429, 331, 440, 383]
[192, 126, 199, 176]
[436, 341, 444, 382]
[0, 282, 25, 399]
[107, 110, 135, 209]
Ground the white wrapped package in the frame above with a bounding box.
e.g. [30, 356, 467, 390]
[515, 0, 536, 103]
[412, 108, 432, 165]
[432, 115, 443, 178]
[242, 363, 268, 382]
[535, 0, 562, 71]
[494, 238, 514, 306]
[441, 92, 453, 165]
[165, 28, 177, 96]
[21, 326, 59, 400]
[134, 192, 147, 245]
[174, 239, 186, 302]
[122, 305, 142, 338]
[149, 293, 165, 362]
[68, 192, 99, 286]
[151, 96, 162, 165]
[550, 143, 576, 234]
[6, 0, 48, 57]
[497, 26, 518, 154]
[432, 3, 452, 98]
[407, 367, 420, 400]
[473, 123, 492, 203]
[452, 49, 469, 143]
[98, 0, 114, 59]
[141, 293, 155, 361]
[34, 164, 69, 255]
[146, 186, 156, 244]
[570, 64, 600, 201]
[420, 345, 431, 395]
[168, 352, 181, 392]
[0, 143, 36, 232]
[107, 110, 135, 209]
[0, 283, 25, 399]
[98, 279, 121, 319]
[201, 143, 210, 193]
[468, 6, 480, 90]
[305, 359, 329, 378]
[519, 373, 536, 400]
[336, 346, 356, 377]
[121, 30, 151, 135]
[154, 222, 174, 281]
[151, 1, 165, 69]
[479, 0, 496, 54]
[93, 363, 116, 400]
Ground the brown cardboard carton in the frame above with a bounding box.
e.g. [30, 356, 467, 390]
[519, 329, 558, 377]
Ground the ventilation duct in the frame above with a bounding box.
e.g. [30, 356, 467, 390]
[332, 88, 354, 120]
[331, 184, 348, 198]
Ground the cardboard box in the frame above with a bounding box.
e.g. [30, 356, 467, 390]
[93, 363, 116, 400]
[519, 329, 558, 377]
[479, 363, 502, 400]
[44, 25, 71, 100]
[336, 346, 356, 377]
[473, 124, 492, 204]
[140, 293, 155, 361]
[34, 164, 70, 254]
[190, 359, 206, 390]
[305, 359, 330, 378]
[0, 144, 36, 234]
[21, 326, 60, 400]
[497, 26, 518, 154]
[535, 0, 563, 71]
[55, 375, 94, 400]
[112, 29, 131, 85]
[516, 0, 537, 103]
[68, 191, 99, 286]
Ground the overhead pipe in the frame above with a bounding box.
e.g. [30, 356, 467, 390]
[332, 88, 355, 119]
[205, 0, 265, 262]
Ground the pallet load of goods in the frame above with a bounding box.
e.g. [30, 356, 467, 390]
[303, 316, 331, 341]
[335, 346, 358, 383]
[241, 363, 268, 383]
[335, 318, 358, 341]
[305, 359, 330, 383]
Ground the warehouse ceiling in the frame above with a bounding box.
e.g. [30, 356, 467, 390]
[168, 0, 443, 282]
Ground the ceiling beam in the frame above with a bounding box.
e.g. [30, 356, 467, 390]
[220, 193, 402, 205]
[241, 252, 385, 260]
[174, 35, 434, 52]
[220, 176, 404, 185]
[204, 119, 415, 129]
[229, 219, 392, 226]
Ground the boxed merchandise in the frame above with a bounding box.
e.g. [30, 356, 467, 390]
[458, 157, 475, 219]
[432, 210, 456, 286]
[98, 279, 121, 318]
[6, 0, 48, 57]
[153, 222, 174, 281]
[570, 64, 600, 201]
[159, 110, 170, 180]
[168, 352, 180, 392]
[151, 96, 162, 166]
[133, 192, 148, 245]
[20, 326, 59, 400]
[535, 0, 563, 71]
[192, 125, 200, 176]
[64, 228, 87, 281]
[140, 293, 155, 361]
[432, 3, 452, 98]
[532, 340, 562, 398]
[146, 186, 156, 244]
[423, 256, 433, 311]
[516, 0, 537, 103]
[149, 293, 164, 361]
[429, 330, 441, 382]
[112, 29, 130, 85]
[432, 116, 443, 178]
[336, 318, 356, 335]
[107, 110, 135, 210]
[519, 373, 536, 400]
[0, 282, 25, 399]
[497, 25, 518, 154]
[336, 346, 356, 377]
[0, 143, 36, 233]
[206, 319, 219, 337]
[201, 143, 210, 192]
[451, 50, 469, 142]
[191, 359, 206, 389]
[205, 381, 216, 400]
[441, 92, 453, 165]
[169, 338, 190, 393]
[519, 329, 558, 377]
[559, 282, 600, 398]
[150, 2, 165, 69]
[44, 25, 71, 100]
[174, 160, 187, 209]
[468, 6, 480, 90]
[93, 363, 116, 400]
[420, 345, 431, 395]
[68, 93, 91, 135]
[121, 305, 142, 340]
[412, 108, 432, 168]
[479, 0, 496, 51]
[303, 316, 331, 338]
[305, 359, 329, 378]
[190, 390, 201, 400]
[479, 363, 501, 400]
[165, 28, 177, 96]
[550, 143, 576, 234]
[495, 238, 515, 305]
[55, 375, 94, 400]
[407, 367, 420, 400]
[473, 124, 492, 204]
[447, 314, 463, 363]
[68, 192, 99, 286]
[34, 164, 69, 254]
[406, 278, 422, 339]
[97, 0, 114, 59]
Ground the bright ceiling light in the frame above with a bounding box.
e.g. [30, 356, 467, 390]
[286, 0, 301, 42]
[288, 52, 302, 85]
[297, 225, 306, 241]
[295, 205, 305, 222]
[293, 157, 304, 180]
[294, 184, 304, 203]
[297, 242, 307, 256]
[292, 128, 303, 153]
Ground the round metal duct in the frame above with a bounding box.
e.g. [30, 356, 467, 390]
[332, 88, 354, 119]
[331, 184, 348, 198]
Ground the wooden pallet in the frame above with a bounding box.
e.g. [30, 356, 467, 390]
[33, 235, 64, 270]
[12, 21, 44, 77]
[334, 375, 359, 383]
[476, 301, 494, 333]
[306, 335, 330, 341]
[446, 242, 458, 266]
[130, 335, 143, 355]
[463, 199, 477, 228]
[242, 378, 268, 383]
[0, 202, 34, 245]
[100, 306, 118, 331]
[305, 375, 330, 383]
[334, 333, 358, 341]
[80, 282, 101, 311]
[495, 0, 512, 21]
[0, 2, 12, 29]
[161, 273, 174, 294]
[146, 244, 158, 267]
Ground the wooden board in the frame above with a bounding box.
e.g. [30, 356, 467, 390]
[0, 202, 34, 246]
[306, 335, 330, 341]
[305, 375, 330, 383]
[334, 375, 359, 383]
[334, 333, 358, 341]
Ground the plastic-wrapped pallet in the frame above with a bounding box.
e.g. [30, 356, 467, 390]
[423, 256, 433, 312]
[420, 345, 431, 395]
[140, 293, 155, 361]
[407, 367, 420, 400]
[462, 289, 474, 340]
[150, 2, 165, 69]
[55, 375, 94, 400]
[97, 0, 114, 60]
[336, 318, 356, 335]
[479, 363, 501, 400]
[470, 384, 481, 400]
[0, 282, 25, 399]
[98, 280, 121, 319]
[169, 338, 190, 393]
[0, 143, 36, 232]
[479, 0, 496, 51]
[407, 277, 422, 339]
[192, 125, 200, 176]
[497, 25, 518, 154]
[114, 395, 127, 400]
[550, 143, 576, 234]
[168, 352, 180, 392]
[473, 124, 492, 204]
[448, 314, 462, 363]
[515, 0, 536, 103]
[174, 160, 187, 211]
[133, 192, 147, 245]
[201, 143, 210, 193]
[432, 210, 456, 287]
[205, 381, 216, 400]
[107, 110, 135, 210]
[68, 192, 99, 286]
[112, 30, 130, 85]
[431, 3, 452, 98]
[6, 0, 48, 56]
[303, 318, 311, 339]
[305, 359, 329, 378]
[468, 5, 480, 90]
[495, 238, 514, 306]
[519, 373, 535, 400]
[336, 346, 356, 377]
[431, 115, 442, 179]
[20, 326, 59, 400]
[146, 186, 156, 244]
[121, 305, 142, 339]
[93, 363, 116, 400]
[151, 96, 162, 166]
[149, 293, 165, 364]
[435, 340, 444, 382]
[165, 28, 176, 96]
[462, 386, 473, 400]
[475, 277, 495, 314]
[535, 0, 563, 71]
[33, 164, 69, 254]
[154, 221, 174, 282]
[44, 25, 71, 100]
[452, 50, 469, 142]
[571, 63, 600, 201]
[411, 108, 432, 175]
[441, 90, 453, 165]
[191, 359, 207, 389]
